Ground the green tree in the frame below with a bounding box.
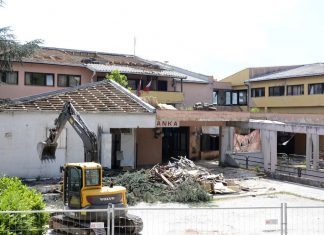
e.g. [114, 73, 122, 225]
[0, 1, 42, 71]
[106, 70, 129, 89]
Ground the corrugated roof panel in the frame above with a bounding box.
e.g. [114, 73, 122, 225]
[86, 64, 186, 79]
[249, 63, 324, 82]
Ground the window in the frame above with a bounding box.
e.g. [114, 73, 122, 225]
[238, 90, 247, 105]
[269, 86, 285, 96]
[200, 134, 219, 151]
[127, 79, 143, 90]
[25, 72, 54, 86]
[213, 89, 247, 106]
[158, 80, 167, 91]
[127, 80, 137, 90]
[225, 91, 231, 105]
[96, 76, 105, 82]
[58, 74, 81, 87]
[231, 91, 238, 105]
[0, 71, 18, 85]
[85, 169, 100, 186]
[287, 84, 304, 96]
[308, 83, 324, 95]
[212, 91, 218, 104]
[251, 88, 265, 97]
[230, 90, 247, 105]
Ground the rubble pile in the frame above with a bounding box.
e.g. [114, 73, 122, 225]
[107, 157, 246, 205]
[151, 157, 242, 194]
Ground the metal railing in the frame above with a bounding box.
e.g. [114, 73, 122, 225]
[1, 204, 324, 234]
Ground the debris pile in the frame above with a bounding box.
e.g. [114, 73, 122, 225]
[151, 157, 242, 194]
[107, 157, 246, 205]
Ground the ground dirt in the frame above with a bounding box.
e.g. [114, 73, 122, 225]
[31, 160, 324, 234]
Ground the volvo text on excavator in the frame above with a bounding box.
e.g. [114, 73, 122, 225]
[37, 101, 143, 234]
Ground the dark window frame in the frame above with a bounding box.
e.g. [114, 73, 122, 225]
[225, 91, 232, 105]
[287, 84, 304, 96]
[308, 83, 324, 95]
[200, 134, 219, 151]
[212, 91, 218, 104]
[96, 76, 105, 82]
[0, 71, 18, 85]
[251, 87, 265, 97]
[57, 74, 81, 87]
[238, 90, 247, 105]
[213, 89, 247, 106]
[157, 80, 167, 91]
[25, 72, 55, 86]
[269, 86, 285, 97]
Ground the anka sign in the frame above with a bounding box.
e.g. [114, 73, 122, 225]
[156, 120, 179, 128]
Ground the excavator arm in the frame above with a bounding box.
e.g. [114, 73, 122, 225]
[37, 101, 98, 162]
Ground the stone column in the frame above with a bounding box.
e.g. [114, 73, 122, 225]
[269, 130, 277, 172]
[101, 133, 112, 169]
[261, 130, 277, 172]
[312, 134, 320, 170]
[306, 133, 312, 170]
[220, 126, 234, 164]
[306, 133, 320, 170]
[261, 130, 271, 171]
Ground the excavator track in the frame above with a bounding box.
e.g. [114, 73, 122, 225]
[50, 213, 143, 235]
[114, 214, 143, 234]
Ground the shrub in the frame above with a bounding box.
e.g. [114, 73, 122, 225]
[171, 179, 211, 203]
[250, 107, 261, 113]
[0, 177, 49, 234]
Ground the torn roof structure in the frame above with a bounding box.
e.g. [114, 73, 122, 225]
[21, 47, 189, 80]
[0, 80, 155, 113]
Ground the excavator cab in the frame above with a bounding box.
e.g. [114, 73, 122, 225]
[64, 166, 83, 209]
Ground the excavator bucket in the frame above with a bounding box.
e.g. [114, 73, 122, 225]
[37, 142, 58, 161]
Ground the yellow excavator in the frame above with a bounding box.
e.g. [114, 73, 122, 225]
[37, 101, 143, 234]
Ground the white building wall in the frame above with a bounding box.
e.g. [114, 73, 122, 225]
[0, 111, 155, 178]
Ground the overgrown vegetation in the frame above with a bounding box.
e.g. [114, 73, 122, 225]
[250, 107, 261, 113]
[106, 70, 129, 89]
[0, 177, 48, 234]
[107, 169, 211, 205]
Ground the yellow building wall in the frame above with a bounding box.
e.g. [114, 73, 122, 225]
[249, 75, 324, 112]
[221, 69, 250, 87]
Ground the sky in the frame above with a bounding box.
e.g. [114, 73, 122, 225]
[1, 0, 324, 79]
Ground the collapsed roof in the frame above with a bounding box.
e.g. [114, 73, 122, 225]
[0, 80, 155, 113]
[19, 47, 211, 82]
